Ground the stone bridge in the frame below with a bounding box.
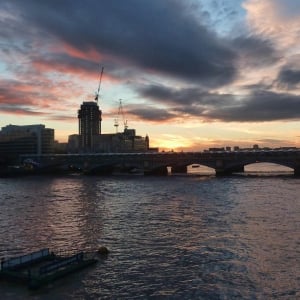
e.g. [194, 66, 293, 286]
[21, 149, 300, 176]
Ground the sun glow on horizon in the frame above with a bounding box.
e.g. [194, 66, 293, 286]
[152, 134, 195, 151]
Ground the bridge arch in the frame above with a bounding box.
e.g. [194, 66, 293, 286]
[244, 162, 293, 174]
[218, 158, 296, 175]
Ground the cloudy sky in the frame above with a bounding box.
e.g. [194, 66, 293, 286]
[1, 0, 300, 150]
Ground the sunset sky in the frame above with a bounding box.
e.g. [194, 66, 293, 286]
[1, 0, 300, 151]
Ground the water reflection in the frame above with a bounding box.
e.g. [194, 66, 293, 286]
[0, 175, 299, 299]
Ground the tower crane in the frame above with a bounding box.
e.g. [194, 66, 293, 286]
[119, 99, 128, 131]
[114, 99, 128, 133]
[95, 66, 104, 104]
[114, 117, 119, 133]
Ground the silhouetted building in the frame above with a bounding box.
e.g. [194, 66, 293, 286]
[0, 124, 54, 162]
[53, 140, 67, 154]
[78, 101, 102, 152]
[67, 134, 80, 153]
[67, 130, 150, 153]
[208, 147, 225, 152]
[93, 129, 149, 153]
[73, 100, 153, 153]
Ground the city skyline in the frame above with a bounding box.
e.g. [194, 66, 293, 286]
[1, 0, 300, 151]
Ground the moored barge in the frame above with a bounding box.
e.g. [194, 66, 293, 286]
[0, 248, 98, 289]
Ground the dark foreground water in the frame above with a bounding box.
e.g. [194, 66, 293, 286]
[0, 170, 299, 299]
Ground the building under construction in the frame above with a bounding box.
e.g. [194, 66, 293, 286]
[78, 101, 102, 152]
[68, 101, 150, 153]
[68, 68, 155, 153]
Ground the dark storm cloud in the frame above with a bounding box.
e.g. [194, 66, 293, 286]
[2, 0, 290, 125]
[137, 84, 235, 106]
[127, 105, 177, 122]
[232, 35, 280, 66]
[138, 84, 204, 105]
[134, 84, 300, 122]
[204, 91, 300, 122]
[277, 68, 300, 88]
[6, 0, 238, 87]
[2, 0, 281, 94]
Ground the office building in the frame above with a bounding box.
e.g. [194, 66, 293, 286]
[0, 124, 54, 160]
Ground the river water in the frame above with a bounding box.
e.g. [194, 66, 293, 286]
[0, 164, 299, 299]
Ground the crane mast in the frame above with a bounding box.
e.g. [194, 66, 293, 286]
[119, 99, 128, 131]
[114, 99, 128, 133]
[95, 66, 104, 104]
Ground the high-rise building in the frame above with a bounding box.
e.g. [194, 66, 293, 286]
[78, 101, 102, 152]
[72, 99, 156, 153]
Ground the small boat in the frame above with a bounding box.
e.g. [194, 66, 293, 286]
[0, 248, 98, 289]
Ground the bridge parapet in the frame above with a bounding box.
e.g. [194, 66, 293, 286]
[20, 150, 300, 176]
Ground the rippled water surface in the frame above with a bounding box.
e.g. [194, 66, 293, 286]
[0, 172, 299, 299]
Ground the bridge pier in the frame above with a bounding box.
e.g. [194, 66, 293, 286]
[229, 165, 245, 173]
[171, 165, 187, 174]
[294, 166, 300, 176]
[214, 159, 245, 176]
[215, 169, 233, 176]
[215, 166, 244, 176]
[144, 166, 168, 176]
[215, 159, 232, 176]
